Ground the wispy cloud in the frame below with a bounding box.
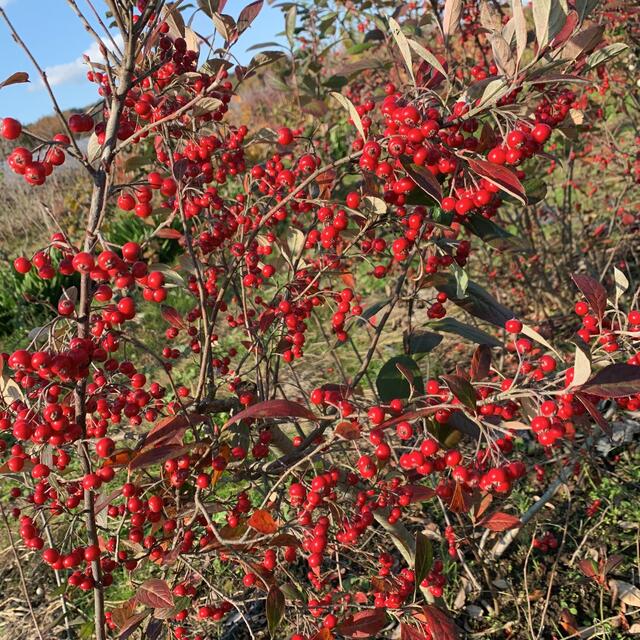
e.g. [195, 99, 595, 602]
[0, 0, 14, 8]
[41, 35, 123, 89]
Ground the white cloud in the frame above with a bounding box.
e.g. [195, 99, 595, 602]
[42, 34, 123, 88]
[0, 0, 14, 8]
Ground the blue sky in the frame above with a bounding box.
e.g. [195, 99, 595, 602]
[0, 0, 287, 123]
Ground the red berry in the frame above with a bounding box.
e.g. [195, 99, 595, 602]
[505, 318, 523, 334]
[1, 117, 22, 140]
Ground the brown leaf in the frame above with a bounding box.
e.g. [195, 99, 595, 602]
[118, 611, 150, 640]
[572, 273, 607, 320]
[473, 493, 493, 520]
[442, 0, 463, 40]
[247, 509, 279, 534]
[480, 0, 502, 32]
[0, 71, 29, 90]
[110, 600, 137, 629]
[237, 0, 263, 33]
[511, 0, 527, 64]
[479, 511, 521, 532]
[136, 578, 174, 609]
[490, 35, 516, 76]
[559, 608, 580, 635]
[222, 399, 319, 429]
[610, 580, 640, 607]
[562, 24, 604, 59]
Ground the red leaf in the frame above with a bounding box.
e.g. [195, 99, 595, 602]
[94, 489, 121, 515]
[578, 558, 598, 579]
[129, 444, 190, 470]
[341, 273, 356, 289]
[336, 610, 388, 638]
[470, 344, 492, 380]
[156, 228, 183, 240]
[572, 273, 608, 321]
[578, 363, 640, 398]
[103, 449, 136, 467]
[336, 421, 361, 440]
[136, 578, 174, 609]
[258, 308, 276, 333]
[478, 511, 521, 532]
[467, 157, 526, 204]
[377, 407, 437, 431]
[142, 414, 205, 448]
[161, 305, 186, 329]
[118, 611, 150, 640]
[574, 392, 611, 435]
[406, 484, 436, 503]
[401, 623, 428, 640]
[315, 168, 336, 199]
[247, 509, 279, 534]
[238, 0, 263, 33]
[415, 605, 460, 640]
[551, 10, 579, 47]
[448, 482, 472, 513]
[222, 399, 319, 430]
[403, 162, 442, 204]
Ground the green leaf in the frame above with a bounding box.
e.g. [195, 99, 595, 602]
[586, 43, 628, 70]
[266, 585, 285, 637]
[452, 263, 469, 298]
[433, 277, 515, 327]
[464, 215, 531, 252]
[405, 330, 443, 354]
[407, 39, 448, 79]
[324, 75, 348, 89]
[249, 50, 287, 71]
[285, 5, 296, 47]
[389, 17, 415, 85]
[356, 299, 389, 325]
[376, 356, 424, 401]
[414, 533, 434, 587]
[330, 91, 366, 140]
[245, 41, 285, 51]
[427, 318, 501, 347]
[442, 374, 477, 410]
[347, 42, 375, 55]
[532, 0, 567, 49]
